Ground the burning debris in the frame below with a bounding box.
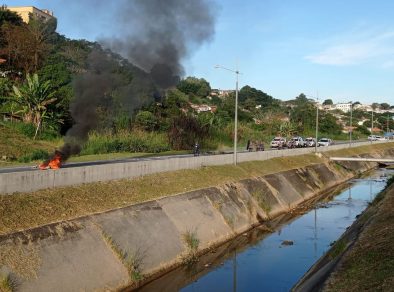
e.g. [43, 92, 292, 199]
[38, 150, 63, 170]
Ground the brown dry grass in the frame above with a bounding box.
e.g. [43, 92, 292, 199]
[323, 183, 394, 291]
[0, 154, 322, 235]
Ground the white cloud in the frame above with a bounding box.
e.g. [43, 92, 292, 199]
[305, 30, 394, 66]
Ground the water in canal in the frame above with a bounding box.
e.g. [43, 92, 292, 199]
[138, 168, 393, 292]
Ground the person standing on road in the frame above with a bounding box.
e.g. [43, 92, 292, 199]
[193, 142, 200, 156]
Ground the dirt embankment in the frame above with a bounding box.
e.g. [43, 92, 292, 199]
[322, 180, 394, 291]
[293, 175, 394, 292]
[0, 145, 393, 291]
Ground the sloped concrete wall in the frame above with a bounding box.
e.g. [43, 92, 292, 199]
[0, 159, 368, 291]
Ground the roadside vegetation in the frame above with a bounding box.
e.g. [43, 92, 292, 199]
[1, 6, 393, 165]
[323, 173, 394, 291]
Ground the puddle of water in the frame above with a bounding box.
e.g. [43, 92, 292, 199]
[137, 169, 392, 292]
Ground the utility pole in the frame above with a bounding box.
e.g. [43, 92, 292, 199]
[214, 65, 241, 165]
[371, 109, 374, 135]
[349, 101, 353, 147]
[387, 114, 390, 133]
[315, 92, 319, 153]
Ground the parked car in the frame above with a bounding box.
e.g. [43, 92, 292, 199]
[305, 137, 317, 147]
[368, 135, 378, 141]
[270, 137, 287, 149]
[287, 136, 305, 148]
[375, 136, 387, 141]
[318, 138, 332, 147]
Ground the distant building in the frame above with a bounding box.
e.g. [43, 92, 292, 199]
[7, 6, 55, 23]
[211, 89, 235, 99]
[335, 102, 352, 113]
[189, 103, 215, 114]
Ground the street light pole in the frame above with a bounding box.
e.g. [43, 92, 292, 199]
[371, 108, 374, 135]
[349, 101, 353, 147]
[215, 64, 241, 165]
[315, 92, 319, 153]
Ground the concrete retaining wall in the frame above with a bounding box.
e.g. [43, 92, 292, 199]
[0, 156, 378, 291]
[1, 141, 389, 194]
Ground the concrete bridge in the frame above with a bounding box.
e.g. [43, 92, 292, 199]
[330, 157, 394, 163]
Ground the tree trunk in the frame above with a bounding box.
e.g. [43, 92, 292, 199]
[34, 118, 41, 140]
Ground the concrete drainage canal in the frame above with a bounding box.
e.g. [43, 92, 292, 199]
[134, 168, 393, 292]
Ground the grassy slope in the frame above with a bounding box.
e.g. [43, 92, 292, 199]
[0, 124, 189, 167]
[0, 125, 60, 163]
[323, 182, 394, 291]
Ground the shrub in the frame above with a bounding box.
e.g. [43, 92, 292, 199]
[81, 130, 170, 155]
[17, 149, 49, 163]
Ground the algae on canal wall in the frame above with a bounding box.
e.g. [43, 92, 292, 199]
[0, 149, 391, 291]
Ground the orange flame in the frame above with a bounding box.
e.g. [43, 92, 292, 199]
[39, 151, 63, 170]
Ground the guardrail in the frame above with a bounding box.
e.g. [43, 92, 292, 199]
[0, 140, 392, 194]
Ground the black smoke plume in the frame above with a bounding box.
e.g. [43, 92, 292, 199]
[105, 0, 216, 89]
[56, 0, 216, 161]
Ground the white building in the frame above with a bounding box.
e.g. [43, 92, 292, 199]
[335, 102, 352, 113]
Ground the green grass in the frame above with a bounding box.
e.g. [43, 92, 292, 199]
[81, 130, 170, 155]
[0, 275, 13, 292]
[101, 230, 144, 283]
[182, 230, 200, 264]
[0, 123, 61, 167]
[324, 183, 394, 291]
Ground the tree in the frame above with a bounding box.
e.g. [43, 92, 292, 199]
[0, 6, 22, 26]
[289, 94, 315, 133]
[9, 73, 57, 139]
[26, 16, 57, 71]
[177, 76, 211, 98]
[319, 112, 342, 135]
[168, 113, 209, 150]
[380, 103, 390, 110]
[322, 99, 333, 105]
[135, 110, 156, 131]
[372, 103, 380, 110]
[239, 85, 274, 107]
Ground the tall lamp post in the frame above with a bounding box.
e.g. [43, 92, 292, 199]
[306, 93, 319, 153]
[315, 93, 319, 153]
[214, 65, 241, 165]
[371, 108, 374, 135]
[349, 101, 353, 147]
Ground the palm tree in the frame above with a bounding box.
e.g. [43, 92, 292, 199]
[10, 73, 57, 139]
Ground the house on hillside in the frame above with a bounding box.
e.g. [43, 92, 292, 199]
[7, 6, 55, 23]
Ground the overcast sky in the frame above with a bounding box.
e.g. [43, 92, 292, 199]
[3, 0, 394, 104]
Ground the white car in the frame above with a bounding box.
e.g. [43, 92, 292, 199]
[318, 138, 332, 147]
[368, 135, 378, 141]
[375, 136, 387, 141]
[287, 136, 305, 148]
[270, 137, 286, 149]
[305, 137, 317, 147]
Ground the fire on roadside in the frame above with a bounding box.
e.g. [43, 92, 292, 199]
[39, 150, 63, 170]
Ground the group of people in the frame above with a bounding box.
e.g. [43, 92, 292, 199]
[246, 140, 264, 152]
